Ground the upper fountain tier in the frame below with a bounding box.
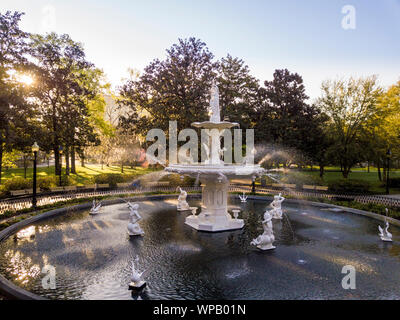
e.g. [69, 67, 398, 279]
[165, 81, 264, 179]
[191, 81, 239, 130]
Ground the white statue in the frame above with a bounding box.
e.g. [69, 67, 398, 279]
[239, 192, 248, 203]
[270, 193, 285, 219]
[251, 210, 275, 250]
[127, 203, 144, 236]
[89, 200, 102, 215]
[379, 213, 393, 242]
[129, 257, 146, 290]
[177, 187, 190, 211]
[209, 81, 220, 122]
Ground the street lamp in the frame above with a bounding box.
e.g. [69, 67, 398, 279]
[386, 148, 392, 195]
[59, 146, 63, 186]
[32, 142, 39, 209]
[251, 176, 256, 194]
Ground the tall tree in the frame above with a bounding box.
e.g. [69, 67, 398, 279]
[217, 54, 261, 128]
[255, 69, 323, 166]
[316, 76, 381, 178]
[0, 11, 35, 184]
[119, 37, 217, 136]
[30, 32, 97, 175]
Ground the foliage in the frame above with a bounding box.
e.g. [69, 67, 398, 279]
[316, 76, 381, 178]
[280, 171, 324, 188]
[159, 174, 196, 187]
[119, 37, 216, 137]
[2, 176, 31, 191]
[385, 177, 400, 188]
[328, 179, 371, 194]
[92, 173, 138, 187]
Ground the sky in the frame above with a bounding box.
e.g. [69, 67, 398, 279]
[1, 0, 399, 101]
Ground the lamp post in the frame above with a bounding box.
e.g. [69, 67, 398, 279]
[59, 146, 63, 186]
[251, 176, 256, 194]
[32, 142, 39, 209]
[386, 148, 391, 195]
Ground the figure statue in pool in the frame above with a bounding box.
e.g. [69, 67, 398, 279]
[270, 193, 285, 219]
[176, 186, 190, 211]
[127, 203, 144, 236]
[251, 210, 275, 250]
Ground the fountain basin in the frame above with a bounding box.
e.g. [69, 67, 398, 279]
[1, 195, 400, 300]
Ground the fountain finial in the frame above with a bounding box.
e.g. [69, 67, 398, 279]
[209, 81, 220, 123]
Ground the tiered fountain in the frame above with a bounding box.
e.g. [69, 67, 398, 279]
[165, 83, 264, 232]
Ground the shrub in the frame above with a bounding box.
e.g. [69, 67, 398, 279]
[92, 173, 137, 187]
[3, 177, 32, 191]
[58, 175, 77, 186]
[385, 177, 400, 188]
[159, 174, 196, 187]
[37, 176, 57, 190]
[328, 179, 371, 194]
[281, 171, 324, 188]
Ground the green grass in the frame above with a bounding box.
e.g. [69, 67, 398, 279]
[0, 164, 160, 186]
[302, 168, 400, 194]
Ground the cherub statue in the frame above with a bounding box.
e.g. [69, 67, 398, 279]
[127, 203, 144, 236]
[251, 210, 275, 250]
[270, 193, 285, 219]
[177, 186, 190, 211]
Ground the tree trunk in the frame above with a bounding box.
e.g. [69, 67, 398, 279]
[319, 163, 325, 178]
[121, 161, 124, 173]
[65, 147, 70, 175]
[23, 155, 28, 179]
[377, 159, 382, 181]
[54, 147, 60, 176]
[367, 161, 370, 173]
[80, 152, 85, 167]
[71, 147, 76, 174]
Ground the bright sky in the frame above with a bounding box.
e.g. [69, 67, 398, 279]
[1, 0, 399, 101]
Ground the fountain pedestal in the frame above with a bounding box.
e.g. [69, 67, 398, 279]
[185, 178, 243, 232]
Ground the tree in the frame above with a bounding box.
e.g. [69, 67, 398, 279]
[316, 76, 381, 178]
[255, 69, 323, 167]
[217, 54, 261, 128]
[0, 11, 35, 184]
[119, 37, 217, 137]
[30, 32, 98, 175]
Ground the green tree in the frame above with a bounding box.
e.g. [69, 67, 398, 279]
[0, 11, 36, 184]
[119, 37, 217, 136]
[316, 76, 381, 178]
[30, 32, 98, 175]
[217, 54, 261, 128]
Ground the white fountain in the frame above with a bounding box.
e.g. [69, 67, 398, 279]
[379, 209, 393, 242]
[89, 200, 102, 215]
[165, 82, 264, 232]
[239, 192, 248, 203]
[129, 257, 146, 290]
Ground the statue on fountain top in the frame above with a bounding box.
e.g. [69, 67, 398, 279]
[209, 81, 221, 123]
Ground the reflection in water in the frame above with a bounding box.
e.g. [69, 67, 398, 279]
[0, 199, 400, 300]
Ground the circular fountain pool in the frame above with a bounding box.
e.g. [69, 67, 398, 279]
[1, 197, 400, 300]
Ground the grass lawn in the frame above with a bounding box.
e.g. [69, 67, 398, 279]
[0, 164, 159, 186]
[301, 167, 400, 194]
